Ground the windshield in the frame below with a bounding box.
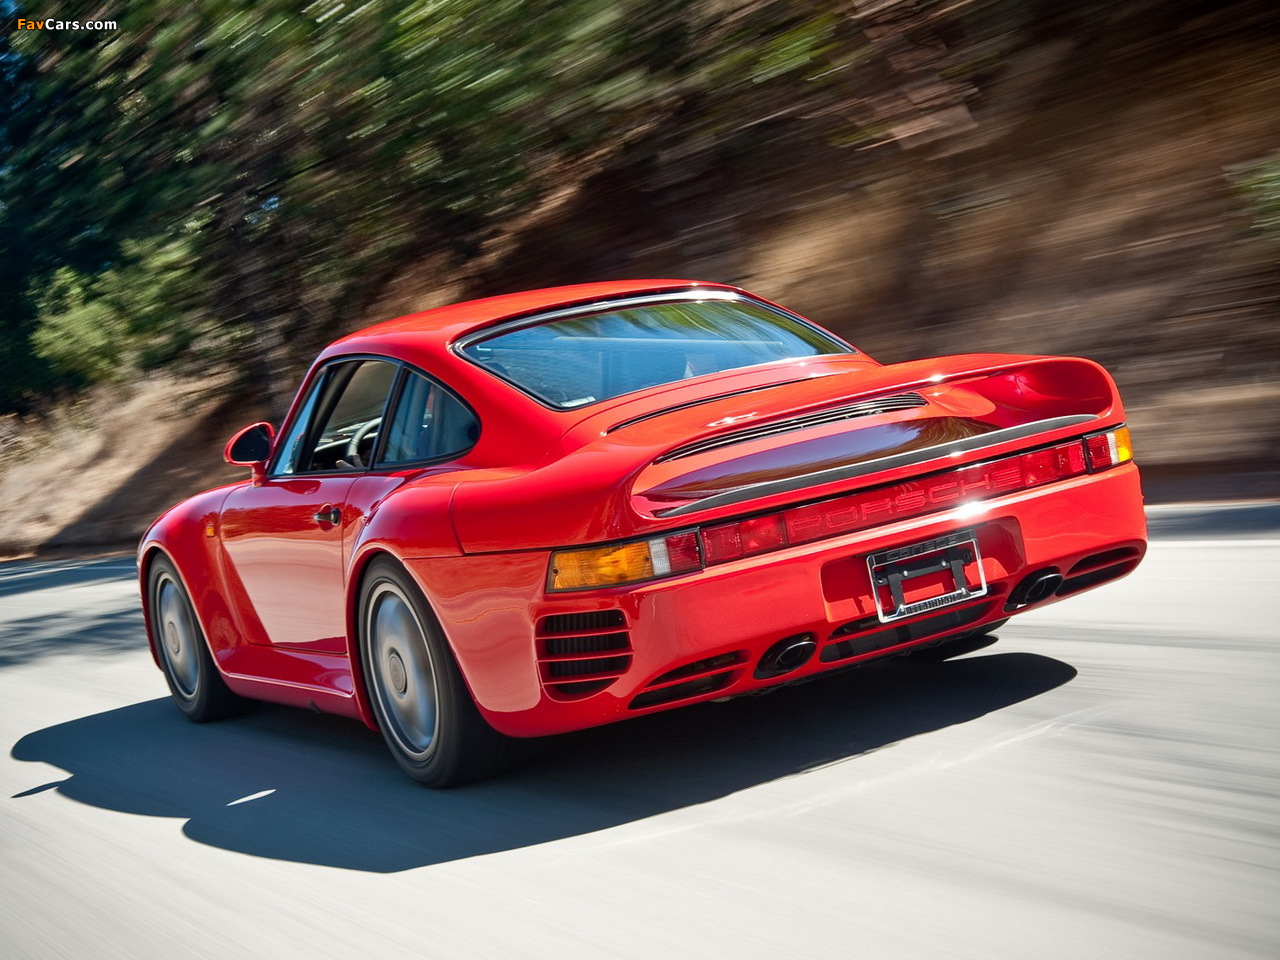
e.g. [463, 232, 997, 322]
[459, 296, 851, 408]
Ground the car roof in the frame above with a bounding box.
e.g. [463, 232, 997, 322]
[321, 279, 734, 363]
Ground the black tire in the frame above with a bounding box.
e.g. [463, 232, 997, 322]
[909, 619, 1008, 662]
[148, 555, 250, 722]
[359, 558, 509, 787]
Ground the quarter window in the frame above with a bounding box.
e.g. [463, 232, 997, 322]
[378, 369, 479, 465]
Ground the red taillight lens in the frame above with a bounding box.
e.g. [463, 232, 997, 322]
[701, 522, 744, 563]
[702, 514, 789, 564]
[1086, 428, 1132, 471]
[738, 514, 787, 553]
[785, 499, 861, 545]
[703, 438, 1090, 566]
[1020, 440, 1087, 485]
[661, 531, 702, 573]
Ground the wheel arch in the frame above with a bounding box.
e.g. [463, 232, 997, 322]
[138, 544, 227, 683]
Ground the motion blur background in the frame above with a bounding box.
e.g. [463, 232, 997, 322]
[1, 0, 1278, 553]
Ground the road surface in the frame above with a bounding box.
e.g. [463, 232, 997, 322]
[2, 503, 1278, 959]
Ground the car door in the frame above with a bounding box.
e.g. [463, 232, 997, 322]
[220, 358, 399, 653]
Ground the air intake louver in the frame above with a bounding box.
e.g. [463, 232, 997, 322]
[537, 611, 631, 700]
[657, 392, 928, 462]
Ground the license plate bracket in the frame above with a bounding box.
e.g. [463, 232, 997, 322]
[867, 529, 987, 623]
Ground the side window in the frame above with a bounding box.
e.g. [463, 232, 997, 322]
[272, 372, 328, 476]
[273, 359, 398, 474]
[378, 369, 479, 466]
[310, 360, 398, 471]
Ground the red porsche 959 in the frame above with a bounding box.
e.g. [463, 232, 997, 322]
[139, 280, 1146, 785]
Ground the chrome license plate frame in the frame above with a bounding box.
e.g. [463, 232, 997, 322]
[867, 529, 988, 623]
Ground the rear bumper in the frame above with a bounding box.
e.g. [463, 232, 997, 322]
[409, 462, 1145, 737]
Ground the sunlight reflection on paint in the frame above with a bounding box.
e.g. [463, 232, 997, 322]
[952, 501, 991, 520]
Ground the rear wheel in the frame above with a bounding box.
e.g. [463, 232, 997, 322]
[359, 558, 509, 787]
[148, 556, 248, 721]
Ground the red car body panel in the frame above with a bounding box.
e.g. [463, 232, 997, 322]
[139, 279, 1147, 740]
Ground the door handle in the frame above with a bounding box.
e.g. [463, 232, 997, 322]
[313, 505, 341, 525]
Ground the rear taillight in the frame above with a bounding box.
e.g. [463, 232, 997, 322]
[549, 530, 701, 590]
[702, 514, 787, 564]
[548, 429, 1130, 589]
[1085, 427, 1133, 471]
[701, 437, 1089, 564]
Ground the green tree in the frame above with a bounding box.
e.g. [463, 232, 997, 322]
[2, 0, 852, 416]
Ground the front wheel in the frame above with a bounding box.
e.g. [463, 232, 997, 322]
[148, 556, 249, 722]
[359, 558, 509, 787]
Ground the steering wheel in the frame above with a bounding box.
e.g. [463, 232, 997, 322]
[344, 417, 382, 466]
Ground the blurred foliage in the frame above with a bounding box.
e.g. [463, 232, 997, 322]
[0, 0, 857, 415]
[1234, 151, 1280, 241]
[32, 236, 208, 381]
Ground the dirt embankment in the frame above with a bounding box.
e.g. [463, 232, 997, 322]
[3, 3, 1278, 556]
[447, 6, 1280, 478]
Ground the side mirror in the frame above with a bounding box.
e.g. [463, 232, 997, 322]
[224, 422, 275, 482]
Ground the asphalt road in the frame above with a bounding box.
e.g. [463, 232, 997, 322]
[2, 503, 1278, 959]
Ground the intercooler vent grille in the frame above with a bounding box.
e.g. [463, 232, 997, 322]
[543, 632, 631, 656]
[536, 610, 632, 701]
[657, 392, 928, 462]
[539, 610, 626, 635]
[548, 655, 632, 678]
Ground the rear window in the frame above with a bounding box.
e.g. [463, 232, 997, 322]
[459, 296, 850, 408]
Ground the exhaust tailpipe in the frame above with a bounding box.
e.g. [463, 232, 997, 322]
[1006, 569, 1064, 610]
[754, 633, 817, 680]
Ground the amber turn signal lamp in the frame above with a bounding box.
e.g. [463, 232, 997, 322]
[549, 531, 701, 590]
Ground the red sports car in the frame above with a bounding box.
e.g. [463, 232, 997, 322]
[139, 280, 1146, 785]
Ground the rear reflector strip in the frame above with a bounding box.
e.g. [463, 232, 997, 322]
[703, 437, 1090, 565]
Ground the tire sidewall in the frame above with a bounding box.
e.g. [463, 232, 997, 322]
[359, 560, 470, 785]
[148, 556, 216, 720]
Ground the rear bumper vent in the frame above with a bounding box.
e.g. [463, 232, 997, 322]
[536, 610, 632, 701]
[1067, 547, 1142, 576]
[628, 651, 747, 710]
[657, 392, 927, 462]
[822, 603, 992, 663]
[1056, 557, 1141, 597]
